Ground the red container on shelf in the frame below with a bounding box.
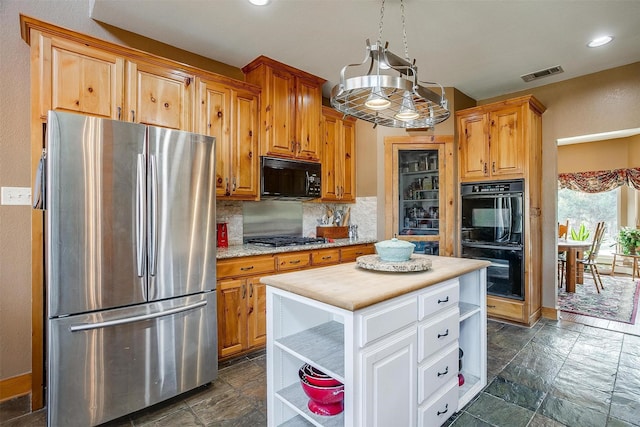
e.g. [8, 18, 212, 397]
[216, 222, 228, 248]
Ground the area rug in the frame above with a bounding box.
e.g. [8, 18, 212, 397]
[558, 275, 640, 324]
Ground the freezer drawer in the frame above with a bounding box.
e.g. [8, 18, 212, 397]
[48, 292, 217, 427]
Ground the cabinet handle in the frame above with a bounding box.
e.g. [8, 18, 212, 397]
[289, 259, 301, 264]
[437, 329, 449, 339]
[131, 110, 136, 122]
[240, 266, 254, 271]
[322, 256, 332, 260]
[483, 162, 487, 174]
[492, 161, 496, 173]
[241, 284, 246, 299]
[225, 178, 230, 196]
[117, 106, 121, 120]
[437, 296, 449, 304]
[437, 404, 449, 416]
[291, 142, 296, 153]
[487, 304, 496, 308]
[249, 283, 254, 298]
[437, 366, 449, 377]
[232, 177, 236, 191]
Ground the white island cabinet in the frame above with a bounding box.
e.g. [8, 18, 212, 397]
[261, 256, 489, 427]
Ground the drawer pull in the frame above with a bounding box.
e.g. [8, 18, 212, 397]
[240, 266, 255, 271]
[437, 403, 449, 416]
[322, 256, 332, 260]
[437, 329, 449, 339]
[289, 259, 301, 264]
[436, 366, 449, 377]
[487, 304, 496, 308]
[437, 296, 449, 304]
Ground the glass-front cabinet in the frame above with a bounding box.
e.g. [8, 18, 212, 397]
[384, 136, 455, 256]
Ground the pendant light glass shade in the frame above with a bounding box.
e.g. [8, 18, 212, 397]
[394, 91, 419, 121]
[364, 86, 391, 110]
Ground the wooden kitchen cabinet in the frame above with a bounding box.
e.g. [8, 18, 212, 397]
[216, 255, 275, 358]
[242, 56, 325, 162]
[457, 97, 545, 182]
[457, 95, 546, 325]
[384, 135, 456, 257]
[340, 243, 375, 262]
[321, 106, 356, 202]
[32, 33, 124, 120]
[198, 78, 261, 199]
[217, 275, 267, 358]
[126, 60, 194, 130]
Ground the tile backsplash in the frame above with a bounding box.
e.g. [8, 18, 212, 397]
[216, 197, 378, 246]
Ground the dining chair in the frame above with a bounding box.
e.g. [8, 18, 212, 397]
[557, 220, 569, 287]
[576, 221, 606, 293]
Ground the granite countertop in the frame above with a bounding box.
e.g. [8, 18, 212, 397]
[216, 238, 378, 259]
[260, 256, 490, 311]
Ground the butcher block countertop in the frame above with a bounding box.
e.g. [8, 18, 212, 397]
[260, 255, 490, 311]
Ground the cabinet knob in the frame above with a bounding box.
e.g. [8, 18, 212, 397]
[87, 87, 93, 93]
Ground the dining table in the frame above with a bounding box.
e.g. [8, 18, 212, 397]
[558, 239, 592, 292]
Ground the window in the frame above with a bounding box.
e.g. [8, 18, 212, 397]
[557, 187, 618, 255]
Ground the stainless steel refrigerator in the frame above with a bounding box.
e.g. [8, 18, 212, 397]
[41, 111, 217, 426]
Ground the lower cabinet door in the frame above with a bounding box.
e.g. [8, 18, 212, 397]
[360, 326, 417, 427]
[418, 379, 459, 427]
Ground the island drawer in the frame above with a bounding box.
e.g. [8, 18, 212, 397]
[418, 379, 458, 427]
[357, 295, 417, 347]
[276, 253, 311, 271]
[418, 306, 459, 362]
[217, 255, 276, 279]
[418, 279, 459, 321]
[418, 344, 458, 405]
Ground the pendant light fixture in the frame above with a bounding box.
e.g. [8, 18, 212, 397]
[330, 0, 450, 129]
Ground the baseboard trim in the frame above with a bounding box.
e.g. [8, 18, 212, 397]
[0, 373, 31, 402]
[541, 306, 559, 320]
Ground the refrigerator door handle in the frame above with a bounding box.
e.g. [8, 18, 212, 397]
[69, 300, 207, 332]
[149, 154, 158, 276]
[136, 154, 146, 277]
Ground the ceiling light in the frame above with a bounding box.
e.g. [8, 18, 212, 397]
[330, 0, 450, 129]
[587, 35, 613, 48]
[248, 0, 270, 6]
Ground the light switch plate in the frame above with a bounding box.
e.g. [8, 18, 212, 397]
[1, 187, 32, 205]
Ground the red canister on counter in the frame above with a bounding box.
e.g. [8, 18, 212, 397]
[216, 222, 228, 248]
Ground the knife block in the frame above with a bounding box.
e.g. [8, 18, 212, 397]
[316, 226, 348, 239]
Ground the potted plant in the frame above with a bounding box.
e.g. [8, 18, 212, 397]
[617, 227, 640, 255]
[570, 223, 590, 241]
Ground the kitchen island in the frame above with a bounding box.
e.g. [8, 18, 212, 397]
[261, 255, 490, 427]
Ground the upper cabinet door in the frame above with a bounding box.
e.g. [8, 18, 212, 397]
[458, 113, 489, 180]
[265, 67, 297, 156]
[243, 56, 325, 162]
[197, 78, 260, 200]
[48, 37, 124, 119]
[126, 61, 194, 130]
[489, 106, 524, 178]
[230, 89, 260, 198]
[199, 80, 231, 197]
[321, 106, 356, 202]
[295, 77, 323, 161]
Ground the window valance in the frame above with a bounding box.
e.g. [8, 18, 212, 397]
[558, 168, 640, 193]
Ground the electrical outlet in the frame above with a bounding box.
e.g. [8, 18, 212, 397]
[1, 187, 32, 206]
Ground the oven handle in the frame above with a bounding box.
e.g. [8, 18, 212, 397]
[461, 192, 523, 199]
[461, 242, 523, 251]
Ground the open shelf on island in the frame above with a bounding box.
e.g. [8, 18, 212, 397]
[276, 321, 345, 379]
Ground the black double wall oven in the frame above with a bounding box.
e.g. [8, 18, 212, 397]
[461, 180, 525, 300]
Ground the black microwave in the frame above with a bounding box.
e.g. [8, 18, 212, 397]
[261, 156, 321, 200]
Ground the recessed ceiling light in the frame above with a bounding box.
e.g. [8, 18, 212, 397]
[249, 0, 270, 5]
[587, 35, 614, 48]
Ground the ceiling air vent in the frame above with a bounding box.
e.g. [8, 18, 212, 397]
[520, 65, 564, 82]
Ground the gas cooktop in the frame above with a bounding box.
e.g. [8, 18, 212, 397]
[246, 236, 326, 247]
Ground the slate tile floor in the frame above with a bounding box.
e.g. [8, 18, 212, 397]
[2, 318, 639, 427]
